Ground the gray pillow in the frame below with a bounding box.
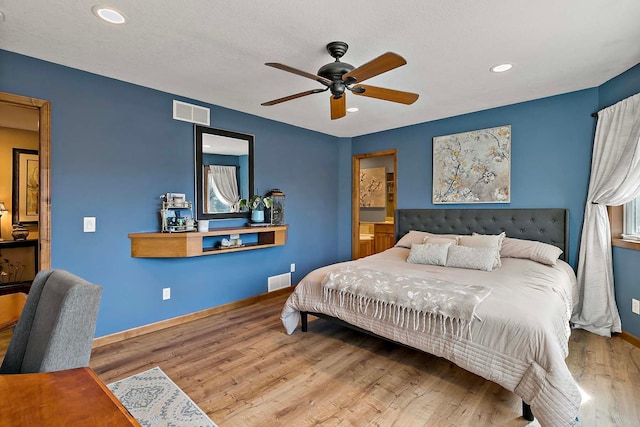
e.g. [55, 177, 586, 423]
[459, 232, 506, 268]
[407, 242, 451, 266]
[445, 245, 498, 271]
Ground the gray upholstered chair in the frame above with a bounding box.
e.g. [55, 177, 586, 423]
[0, 269, 102, 374]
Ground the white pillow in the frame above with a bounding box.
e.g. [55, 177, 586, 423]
[395, 231, 460, 249]
[423, 236, 459, 245]
[459, 232, 505, 268]
[407, 242, 451, 266]
[500, 237, 563, 266]
[445, 245, 497, 272]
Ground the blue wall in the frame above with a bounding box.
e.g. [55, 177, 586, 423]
[3, 47, 639, 338]
[352, 90, 599, 267]
[0, 50, 346, 336]
[599, 63, 640, 338]
[337, 137, 353, 260]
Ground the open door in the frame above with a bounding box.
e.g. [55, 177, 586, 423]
[0, 92, 51, 283]
[352, 149, 397, 259]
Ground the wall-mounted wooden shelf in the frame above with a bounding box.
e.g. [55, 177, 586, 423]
[128, 225, 288, 258]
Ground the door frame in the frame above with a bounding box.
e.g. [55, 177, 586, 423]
[0, 92, 51, 270]
[351, 149, 397, 259]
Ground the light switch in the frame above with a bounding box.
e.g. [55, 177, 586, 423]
[84, 217, 96, 232]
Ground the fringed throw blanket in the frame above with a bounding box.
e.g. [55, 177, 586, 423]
[322, 267, 492, 339]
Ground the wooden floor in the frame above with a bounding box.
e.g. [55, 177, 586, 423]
[3, 291, 639, 426]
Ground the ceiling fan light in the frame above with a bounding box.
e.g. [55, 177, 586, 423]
[347, 107, 359, 113]
[490, 63, 513, 73]
[92, 6, 127, 24]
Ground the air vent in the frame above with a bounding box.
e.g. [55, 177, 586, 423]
[173, 100, 210, 126]
[268, 273, 291, 292]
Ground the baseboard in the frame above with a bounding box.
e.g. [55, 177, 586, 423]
[93, 286, 294, 348]
[619, 330, 640, 348]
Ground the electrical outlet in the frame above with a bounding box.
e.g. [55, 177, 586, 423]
[83, 217, 96, 232]
[632, 298, 640, 315]
[163, 288, 171, 300]
[290, 263, 296, 273]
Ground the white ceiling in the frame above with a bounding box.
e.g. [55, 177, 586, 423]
[1, 1, 639, 138]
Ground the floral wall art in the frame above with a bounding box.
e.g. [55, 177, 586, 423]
[359, 167, 386, 207]
[432, 125, 511, 204]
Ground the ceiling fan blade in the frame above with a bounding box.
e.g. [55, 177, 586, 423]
[261, 88, 327, 106]
[265, 63, 331, 86]
[351, 84, 419, 105]
[330, 95, 346, 120]
[342, 52, 407, 84]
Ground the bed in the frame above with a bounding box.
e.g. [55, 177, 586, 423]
[281, 208, 581, 426]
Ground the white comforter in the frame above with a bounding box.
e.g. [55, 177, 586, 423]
[281, 247, 581, 427]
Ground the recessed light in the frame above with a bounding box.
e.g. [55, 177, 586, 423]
[347, 107, 359, 113]
[92, 6, 126, 24]
[490, 63, 513, 73]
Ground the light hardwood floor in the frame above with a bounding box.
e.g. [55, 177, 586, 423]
[3, 291, 639, 426]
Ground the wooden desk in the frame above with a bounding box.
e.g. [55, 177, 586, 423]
[0, 367, 140, 426]
[0, 292, 27, 330]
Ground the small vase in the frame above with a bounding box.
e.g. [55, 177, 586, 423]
[12, 223, 29, 241]
[251, 209, 265, 223]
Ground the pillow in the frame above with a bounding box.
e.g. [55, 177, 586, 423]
[423, 236, 459, 245]
[500, 237, 563, 266]
[459, 232, 506, 268]
[407, 242, 451, 266]
[395, 231, 461, 249]
[423, 232, 462, 240]
[395, 230, 430, 249]
[445, 245, 497, 271]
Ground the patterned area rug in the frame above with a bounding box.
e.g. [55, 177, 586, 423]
[108, 366, 217, 427]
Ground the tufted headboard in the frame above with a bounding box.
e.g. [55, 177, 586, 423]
[396, 208, 569, 262]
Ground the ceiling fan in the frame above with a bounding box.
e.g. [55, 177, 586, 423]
[261, 41, 419, 120]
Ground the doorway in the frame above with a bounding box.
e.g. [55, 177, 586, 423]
[0, 92, 51, 293]
[352, 149, 397, 259]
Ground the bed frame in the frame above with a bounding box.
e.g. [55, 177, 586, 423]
[301, 208, 570, 422]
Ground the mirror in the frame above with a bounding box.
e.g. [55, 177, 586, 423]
[195, 125, 254, 220]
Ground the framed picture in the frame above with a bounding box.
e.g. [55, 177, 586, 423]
[12, 149, 39, 224]
[359, 167, 386, 207]
[432, 125, 511, 204]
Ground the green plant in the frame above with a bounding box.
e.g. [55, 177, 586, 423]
[239, 195, 272, 211]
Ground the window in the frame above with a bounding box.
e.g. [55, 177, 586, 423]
[623, 196, 640, 239]
[609, 203, 640, 250]
[207, 187, 234, 213]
